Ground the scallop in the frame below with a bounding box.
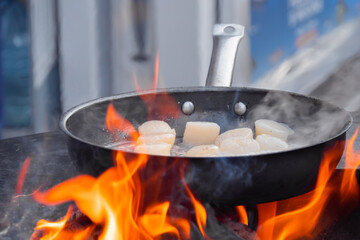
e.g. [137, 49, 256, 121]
[136, 133, 176, 146]
[183, 121, 220, 146]
[255, 119, 294, 141]
[219, 137, 260, 155]
[134, 143, 172, 156]
[186, 144, 220, 157]
[215, 128, 253, 146]
[256, 134, 289, 152]
[138, 120, 176, 136]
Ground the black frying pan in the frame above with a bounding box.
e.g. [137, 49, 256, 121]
[60, 87, 351, 206]
[59, 24, 352, 206]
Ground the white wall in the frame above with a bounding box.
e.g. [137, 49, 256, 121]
[110, 0, 215, 92]
[58, 0, 250, 110]
[58, 0, 111, 111]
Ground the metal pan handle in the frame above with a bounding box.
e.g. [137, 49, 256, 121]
[206, 24, 244, 87]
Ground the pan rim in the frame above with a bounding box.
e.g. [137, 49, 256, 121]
[59, 86, 353, 158]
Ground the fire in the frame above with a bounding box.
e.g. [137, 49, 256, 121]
[31, 102, 206, 240]
[105, 102, 139, 142]
[32, 151, 192, 239]
[236, 205, 248, 226]
[133, 53, 180, 120]
[134, 53, 159, 91]
[31, 205, 94, 240]
[340, 128, 360, 204]
[25, 54, 359, 239]
[256, 129, 360, 240]
[15, 156, 31, 195]
[184, 183, 207, 237]
[30, 121, 360, 240]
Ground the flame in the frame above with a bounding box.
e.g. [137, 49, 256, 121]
[184, 184, 207, 237]
[33, 105, 195, 240]
[139, 202, 190, 238]
[133, 52, 179, 120]
[31, 205, 92, 240]
[134, 52, 159, 92]
[15, 157, 31, 195]
[31, 53, 204, 240]
[105, 102, 139, 141]
[30, 52, 360, 239]
[33, 149, 191, 240]
[340, 128, 360, 204]
[236, 205, 248, 226]
[256, 129, 360, 240]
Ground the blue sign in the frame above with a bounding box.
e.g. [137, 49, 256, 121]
[249, 0, 360, 81]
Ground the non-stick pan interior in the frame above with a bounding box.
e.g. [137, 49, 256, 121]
[62, 87, 352, 153]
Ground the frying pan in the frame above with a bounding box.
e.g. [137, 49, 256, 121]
[60, 24, 352, 206]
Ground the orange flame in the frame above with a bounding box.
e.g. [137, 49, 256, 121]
[340, 128, 360, 204]
[139, 202, 190, 238]
[133, 52, 179, 120]
[33, 150, 191, 240]
[31, 205, 94, 240]
[256, 129, 360, 240]
[134, 52, 159, 92]
[184, 184, 207, 237]
[236, 205, 248, 226]
[105, 102, 139, 141]
[31, 61, 360, 240]
[15, 157, 31, 195]
[33, 105, 192, 240]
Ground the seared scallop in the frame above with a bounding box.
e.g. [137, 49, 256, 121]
[256, 134, 289, 152]
[138, 120, 176, 136]
[215, 128, 253, 146]
[136, 133, 176, 146]
[134, 143, 172, 156]
[183, 121, 220, 146]
[219, 137, 260, 155]
[255, 119, 294, 141]
[186, 144, 220, 157]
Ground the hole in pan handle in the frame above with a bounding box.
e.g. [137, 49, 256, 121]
[206, 24, 245, 87]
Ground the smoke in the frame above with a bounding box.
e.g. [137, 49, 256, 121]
[246, 91, 350, 147]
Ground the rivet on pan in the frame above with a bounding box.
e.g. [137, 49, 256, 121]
[234, 102, 246, 116]
[182, 101, 195, 115]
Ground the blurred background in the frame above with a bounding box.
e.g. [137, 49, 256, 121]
[1, 0, 360, 138]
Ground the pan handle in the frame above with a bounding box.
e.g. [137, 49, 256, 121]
[206, 24, 244, 87]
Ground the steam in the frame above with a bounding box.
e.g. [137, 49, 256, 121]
[246, 91, 350, 147]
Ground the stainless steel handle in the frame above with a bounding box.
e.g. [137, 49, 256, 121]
[206, 24, 244, 87]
